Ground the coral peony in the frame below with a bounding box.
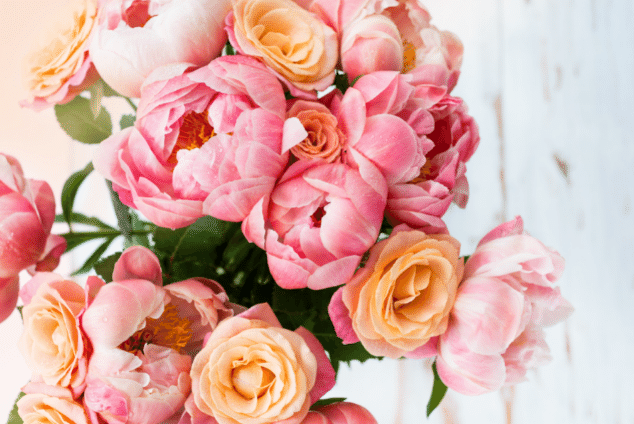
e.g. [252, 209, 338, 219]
[0, 154, 66, 323]
[95, 56, 291, 228]
[81, 246, 235, 424]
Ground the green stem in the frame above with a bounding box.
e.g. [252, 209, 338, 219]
[125, 97, 137, 112]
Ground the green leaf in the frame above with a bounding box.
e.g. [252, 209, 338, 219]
[7, 392, 25, 424]
[106, 180, 132, 242]
[54, 96, 112, 144]
[61, 162, 94, 227]
[310, 398, 347, 409]
[333, 70, 350, 94]
[94, 252, 123, 282]
[72, 236, 117, 275]
[426, 361, 448, 417]
[120, 114, 136, 130]
[61, 231, 117, 252]
[154, 216, 236, 259]
[55, 212, 115, 230]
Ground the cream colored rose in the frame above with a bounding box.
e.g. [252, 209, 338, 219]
[18, 393, 89, 424]
[23, 0, 97, 107]
[19, 276, 88, 392]
[340, 229, 463, 358]
[191, 316, 317, 424]
[230, 0, 338, 92]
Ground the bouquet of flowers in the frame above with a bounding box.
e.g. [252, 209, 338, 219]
[3, 0, 573, 423]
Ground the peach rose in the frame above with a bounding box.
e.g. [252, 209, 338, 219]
[17, 393, 89, 424]
[329, 227, 463, 358]
[286, 100, 346, 162]
[18, 273, 100, 398]
[228, 0, 338, 93]
[22, 0, 98, 110]
[190, 304, 335, 424]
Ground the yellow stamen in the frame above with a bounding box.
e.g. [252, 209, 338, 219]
[402, 39, 417, 74]
[167, 110, 215, 165]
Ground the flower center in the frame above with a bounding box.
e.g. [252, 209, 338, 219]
[167, 111, 215, 166]
[291, 109, 345, 163]
[120, 303, 193, 354]
[123, 0, 155, 28]
[232, 362, 275, 399]
[402, 39, 417, 73]
[311, 204, 327, 228]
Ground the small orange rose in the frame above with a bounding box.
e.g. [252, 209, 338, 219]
[340, 228, 463, 358]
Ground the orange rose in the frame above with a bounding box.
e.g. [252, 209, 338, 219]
[18, 393, 89, 424]
[22, 0, 98, 109]
[331, 228, 463, 358]
[229, 0, 338, 92]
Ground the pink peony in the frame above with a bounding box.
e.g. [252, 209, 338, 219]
[244, 160, 386, 290]
[94, 56, 291, 228]
[302, 402, 378, 424]
[187, 303, 336, 424]
[81, 246, 235, 424]
[340, 14, 404, 81]
[386, 95, 479, 231]
[0, 154, 66, 323]
[89, 0, 232, 97]
[435, 217, 573, 395]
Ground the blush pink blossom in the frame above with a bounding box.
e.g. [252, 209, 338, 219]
[94, 56, 291, 228]
[340, 14, 403, 81]
[435, 217, 573, 395]
[0, 154, 66, 323]
[81, 246, 235, 424]
[244, 160, 386, 290]
[89, 0, 231, 97]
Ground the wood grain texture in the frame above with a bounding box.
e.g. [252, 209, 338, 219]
[1, 0, 633, 422]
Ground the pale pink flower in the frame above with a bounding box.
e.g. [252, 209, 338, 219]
[302, 402, 378, 424]
[436, 217, 573, 395]
[340, 14, 403, 81]
[81, 247, 235, 424]
[89, 0, 232, 97]
[18, 273, 104, 399]
[94, 56, 290, 227]
[0, 154, 66, 323]
[311, 0, 463, 88]
[188, 303, 335, 424]
[21, 0, 99, 110]
[244, 160, 386, 290]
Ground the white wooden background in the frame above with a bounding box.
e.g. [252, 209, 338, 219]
[1, 0, 633, 423]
